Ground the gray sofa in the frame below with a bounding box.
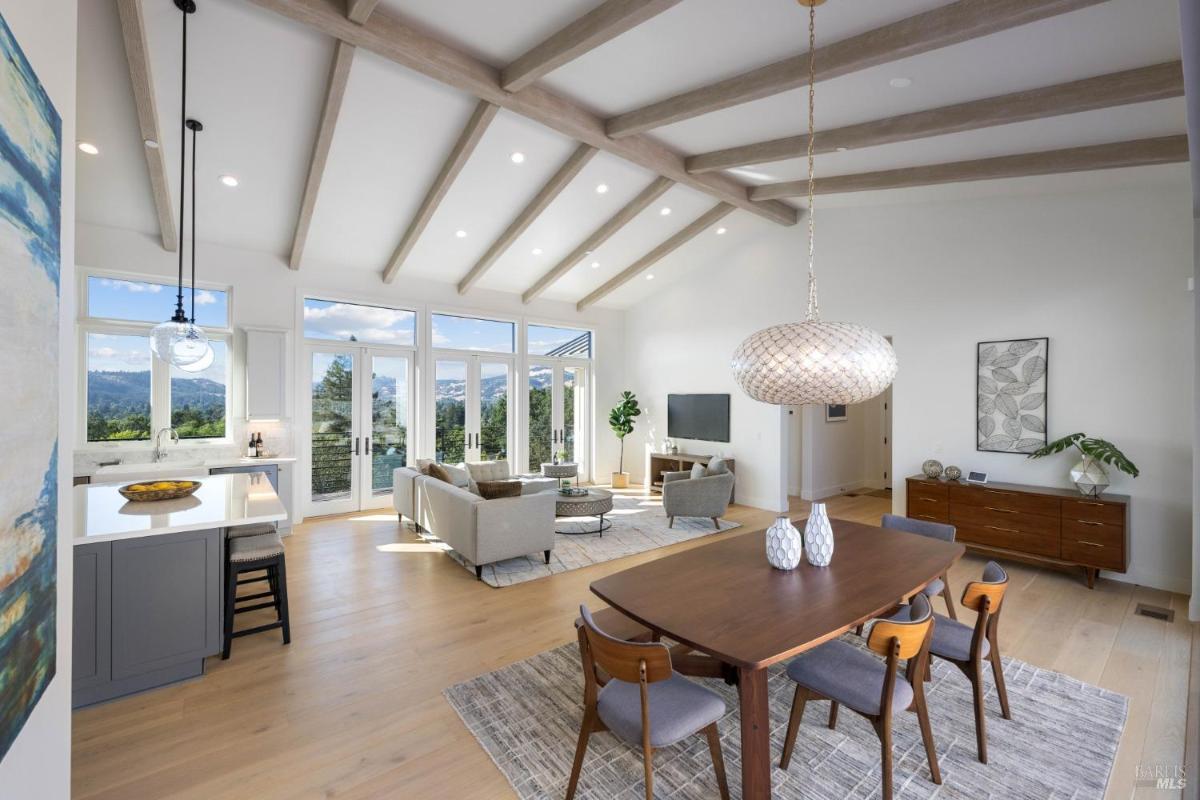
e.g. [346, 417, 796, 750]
[662, 460, 735, 529]
[393, 466, 556, 578]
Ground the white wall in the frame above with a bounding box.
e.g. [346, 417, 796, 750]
[624, 175, 1194, 594]
[75, 224, 627, 508]
[801, 399, 883, 500]
[0, 1, 76, 797]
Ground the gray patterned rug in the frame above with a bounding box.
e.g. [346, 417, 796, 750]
[445, 636, 1127, 799]
[419, 494, 740, 588]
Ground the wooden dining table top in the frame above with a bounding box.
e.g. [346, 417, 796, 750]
[590, 518, 966, 670]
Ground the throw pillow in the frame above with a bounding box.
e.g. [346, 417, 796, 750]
[706, 458, 730, 476]
[690, 462, 707, 480]
[476, 480, 522, 500]
[426, 463, 455, 485]
[440, 462, 471, 488]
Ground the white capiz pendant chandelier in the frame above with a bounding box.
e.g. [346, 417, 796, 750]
[731, 0, 896, 406]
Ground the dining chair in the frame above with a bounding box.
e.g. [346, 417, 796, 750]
[568, 605, 729, 800]
[881, 514, 958, 619]
[780, 594, 941, 800]
[927, 560, 1011, 764]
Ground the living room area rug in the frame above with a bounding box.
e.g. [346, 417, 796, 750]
[416, 492, 740, 588]
[445, 636, 1127, 799]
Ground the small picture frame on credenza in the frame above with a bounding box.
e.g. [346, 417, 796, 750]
[825, 404, 847, 422]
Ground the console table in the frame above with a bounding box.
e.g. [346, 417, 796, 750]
[906, 475, 1129, 588]
[648, 452, 735, 503]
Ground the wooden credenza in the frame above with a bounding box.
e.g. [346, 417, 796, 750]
[906, 475, 1129, 588]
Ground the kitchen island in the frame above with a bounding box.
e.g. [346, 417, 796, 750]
[72, 472, 286, 707]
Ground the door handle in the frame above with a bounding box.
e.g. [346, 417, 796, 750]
[365, 437, 371, 455]
[353, 437, 360, 456]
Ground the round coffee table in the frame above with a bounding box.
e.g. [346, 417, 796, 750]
[550, 488, 613, 535]
[542, 462, 579, 491]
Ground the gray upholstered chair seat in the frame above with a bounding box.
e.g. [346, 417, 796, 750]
[785, 640, 914, 716]
[929, 613, 990, 661]
[922, 576, 945, 597]
[597, 672, 726, 747]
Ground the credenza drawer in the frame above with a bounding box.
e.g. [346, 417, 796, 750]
[955, 521, 1061, 558]
[949, 483, 1060, 517]
[909, 509, 950, 524]
[1061, 519, 1124, 570]
[1061, 497, 1125, 525]
[907, 479, 949, 502]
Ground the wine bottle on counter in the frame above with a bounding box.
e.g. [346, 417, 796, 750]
[255, 433, 265, 458]
[248, 433, 257, 458]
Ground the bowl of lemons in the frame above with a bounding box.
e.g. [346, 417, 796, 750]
[118, 479, 202, 502]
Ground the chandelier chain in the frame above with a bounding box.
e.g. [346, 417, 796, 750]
[805, 1, 819, 322]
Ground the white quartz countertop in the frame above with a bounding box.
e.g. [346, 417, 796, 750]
[74, 472, 286, 546]
[77, 455, 298, 479]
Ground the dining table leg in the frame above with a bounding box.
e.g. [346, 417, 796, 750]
[738, 665, 772, 799]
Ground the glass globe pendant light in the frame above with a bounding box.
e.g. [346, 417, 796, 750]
[150, 0, 210, 369]
[175, 118, 214, 373]
[731, 0, 897, 406]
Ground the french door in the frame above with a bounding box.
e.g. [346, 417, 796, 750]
[527, 361, 589, 480]
[307, 345, 414, 516]
[433, 355, 512, 463]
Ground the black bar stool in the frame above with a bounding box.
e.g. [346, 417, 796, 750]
[223, 531, 291, 659]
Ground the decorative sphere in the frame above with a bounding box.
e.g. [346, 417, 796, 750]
[922, 459, 944, 479]
[731, 320, 897, 405]
[944, 465, 962, 481]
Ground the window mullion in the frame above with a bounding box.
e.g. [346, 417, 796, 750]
[151, 351, 171, 435]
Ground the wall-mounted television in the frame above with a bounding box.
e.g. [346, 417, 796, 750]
[667, 394, 730, 443]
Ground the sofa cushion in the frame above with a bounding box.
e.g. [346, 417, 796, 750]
[467, 460, 512, 483]
[690, 462, 707, 480]
[706, 458, 730, 476]
[426, 463, 456, 485]
[477, 480, 522, 500]
[442, 462, 472, 488]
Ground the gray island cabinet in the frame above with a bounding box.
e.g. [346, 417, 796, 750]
[72, 473, 285, 707]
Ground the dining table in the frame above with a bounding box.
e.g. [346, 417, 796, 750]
[590, 517, 966, 799]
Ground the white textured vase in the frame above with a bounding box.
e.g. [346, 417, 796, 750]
[765, 515, 802, 570]
[805, 503, 835, 567]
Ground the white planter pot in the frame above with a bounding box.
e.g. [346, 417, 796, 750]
[765, 515, 802, 570]
[1070, 456, 1109, 497]
[805, 503, 835, 567]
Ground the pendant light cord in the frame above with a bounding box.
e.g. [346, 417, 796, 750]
[173, 3, 188, 322]
[190, 122, 198, 323]
[804, 1, 819, 322]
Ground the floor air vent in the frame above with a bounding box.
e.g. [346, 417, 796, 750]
[1134, 603, 1174, 623]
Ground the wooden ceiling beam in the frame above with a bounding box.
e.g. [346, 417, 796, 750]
[576, 203, 734, 310]
[606, 0, 1107, 139]
[116, 0, 177, 252]
[290, 40, 356, 270]
[501, 0, 682, 92]
[346, 0, 379, 24]
[457, 144, 598, 294]
[242, 0, 797, 226]
[522, 176, 673, 304]
[687, 61, 1185, 175]
[748, 135, 1191, 199]
[382, 100, 497, 283]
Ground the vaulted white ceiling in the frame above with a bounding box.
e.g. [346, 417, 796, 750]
[76, 0, 1187, 310]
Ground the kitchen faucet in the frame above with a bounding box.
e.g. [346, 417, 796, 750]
[153, 427, 180, 462]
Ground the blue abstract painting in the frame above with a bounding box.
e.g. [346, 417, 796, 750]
[0, 11, 61, 763]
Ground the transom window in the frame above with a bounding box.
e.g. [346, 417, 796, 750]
[303, 298, 416, 346]
[81, 272, 232, 445]
[527, 323, 592, 358]
[432, 313, 515, 353]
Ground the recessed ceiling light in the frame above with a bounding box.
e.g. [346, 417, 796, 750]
[889, 77, 913, 88]
[455, 230, 467, 238]
[219, 174, 239, 187]
[659, 207, 671, 216]
[715, 227, 727, 235]
[590, 261, 600, 269]
[144, 139, 159, 150]
[595, 183, 608, 194]
[645, 274, 655, 281]
[531, 247, 543, 255]
[77, 142, 99, 155]
[510, 152, 525, 164]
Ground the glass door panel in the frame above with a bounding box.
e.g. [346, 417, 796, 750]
[369, 354, 411, 499]
[562, 367, 579, 465]
[528, 362, 553, 472]
[310, 350, 358, 514]
[435, 359, 467, 463]
[479, 361, 509, 461]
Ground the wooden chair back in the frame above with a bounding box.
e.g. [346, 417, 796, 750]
[579, 606, 673, 685]
[866, 595, 934, 660]
[960, 561, 1009, 613]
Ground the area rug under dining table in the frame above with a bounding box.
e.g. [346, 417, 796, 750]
[445, 635, 1127, 799]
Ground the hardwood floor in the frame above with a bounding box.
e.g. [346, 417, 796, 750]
[72, 488, 1197, 799]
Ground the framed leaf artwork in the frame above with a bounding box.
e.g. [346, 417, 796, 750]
[977, 338, 1048, 454]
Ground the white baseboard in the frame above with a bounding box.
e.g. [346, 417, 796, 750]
[1100, 565, 1192, 596]
[811, 480, 868, 501]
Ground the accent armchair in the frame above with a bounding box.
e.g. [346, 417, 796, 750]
[661, 468, 735, 529]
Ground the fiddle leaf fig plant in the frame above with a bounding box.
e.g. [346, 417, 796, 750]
[609, 391, 641, 474]
[1027, 432, 1140, 477]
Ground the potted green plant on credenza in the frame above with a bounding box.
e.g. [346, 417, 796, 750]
[608, 391, 641, 489]
[1027, 432, 1139, 496]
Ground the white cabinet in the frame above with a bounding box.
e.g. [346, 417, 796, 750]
[244, 328, 288, 421]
